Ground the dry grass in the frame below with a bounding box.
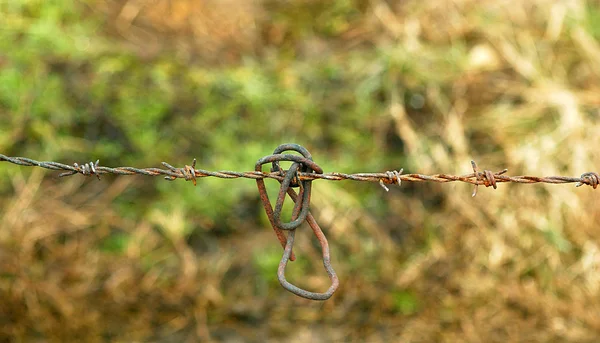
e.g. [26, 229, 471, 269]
[96, 0, 264, 62]
[2, 0, 600, 341]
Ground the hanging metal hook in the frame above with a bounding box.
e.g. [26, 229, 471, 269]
[277, 187, 339, 300]
[255, 143, 339, 300]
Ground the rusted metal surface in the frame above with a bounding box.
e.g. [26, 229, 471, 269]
[255, 144, 338, 300]
[1, 153, 598, 189]
[1, 145, 598, 300]
[470, 160, 508, 197]
[278, 187, 339, 300]
[578, 172, 599, 189]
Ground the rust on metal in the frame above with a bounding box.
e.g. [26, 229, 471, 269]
[577, 172, 599, 189]
[2, 153, 598, 189]
[277, 187, 339, 300]
[470, 160, 508, 197]
[255, 144, 338, 300]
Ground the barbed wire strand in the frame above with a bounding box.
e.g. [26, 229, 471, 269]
[1, 146, 598, 301]
[1, 154, 598, 190]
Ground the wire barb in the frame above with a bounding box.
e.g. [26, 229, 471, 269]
[162, 159, 198, 185]
[58, 160, 101, 179]
[576, 172, 599, 189]
[470, 160, 508, 197]
[380, 169, 403, 192]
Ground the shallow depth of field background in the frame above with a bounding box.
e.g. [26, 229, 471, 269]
[1, 1, 600, 342]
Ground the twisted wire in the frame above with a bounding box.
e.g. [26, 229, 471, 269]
[1, 154, 598, 189]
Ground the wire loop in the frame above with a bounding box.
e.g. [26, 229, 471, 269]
[255, 143, 338, 300]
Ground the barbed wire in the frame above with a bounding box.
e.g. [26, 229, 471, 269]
[1, 144, 598, 300]
[1, 153, 598, 190]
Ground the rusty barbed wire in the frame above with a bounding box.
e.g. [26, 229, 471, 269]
[1, 153, 598, 189]
[0, 145, 598, 301]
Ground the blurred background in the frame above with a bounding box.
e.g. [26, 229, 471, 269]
[1, 0, 600, 341]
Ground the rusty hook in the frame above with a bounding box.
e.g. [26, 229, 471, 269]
[277, 183, 339, 300]
[255, 144, 339, 300]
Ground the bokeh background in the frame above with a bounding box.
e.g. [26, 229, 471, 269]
[1, 0, 600, 342]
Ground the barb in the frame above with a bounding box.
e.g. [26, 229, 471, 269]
[0, 146, 598, 301]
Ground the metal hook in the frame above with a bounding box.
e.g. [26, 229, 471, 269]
[272, 162, 312, 230]
[255, 143, 339, 300]
[255, 145, 323, 259]
[277, 187, 339, 300]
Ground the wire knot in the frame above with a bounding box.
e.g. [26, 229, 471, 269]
[470, 160, 508, 197]
[182, 158, 198, 186]
[379, 169, 403, 192]
[59, 160, 101, 179]
[162, 159, 198, 185]
[255, 144, 339, 300]
[577, 172, 599, 189]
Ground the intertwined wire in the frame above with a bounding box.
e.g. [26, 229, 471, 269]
[1, 153, 598, 190]
[1, 145, 598, 300]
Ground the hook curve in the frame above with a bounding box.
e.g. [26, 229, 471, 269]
[277, 188, 339, 300]
[255, 143, 339, 300]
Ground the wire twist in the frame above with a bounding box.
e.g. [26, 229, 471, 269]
[2, 153, 598, 189]
[255, 144, 338, 300]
